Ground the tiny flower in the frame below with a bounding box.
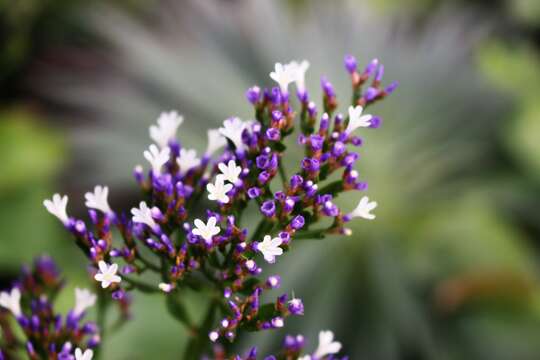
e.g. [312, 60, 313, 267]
[257, 235, 283, 263]
[219, 117, 247, 151]
[94, 261, 121, 288]
[345, 105, 373, 134]
[131, 201, 157, 228]
[143, 144, 170, 174]
[158, 283, 173, 293]
[73, 288, 96, 317]
[288, 60, 310, 94]
[209, 331, 219, 342]
[43, 194, 69, 224]
[269, 62, 296, 94]
[348, 196, 377, 220]
[149, 111, 183, 148]
[298, 356, 311, 360]
[192, 217, 220, 242]
[74, 348, 94, 360]
[218, 160, 242, 184]
[205, 128, 227, 156]
[313, 330, 342, 359]
[206, 175, 234, 203]
[288, 297, 304, 315]
[0, 288, 22, 317]
[84, 185, 112, 214]
[177, 148, 201, 175]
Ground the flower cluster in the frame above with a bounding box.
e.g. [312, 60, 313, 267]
[0, 257, 98, 359]
[43, 54, 396, 358]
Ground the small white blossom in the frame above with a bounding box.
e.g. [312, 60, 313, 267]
[219, 117, 247, 151]
[43, 194, 69, 224]
[75, 348, 94, 360]
[0, 288, 22, 317]
[298, 356, 311, 360]
[288, 60, 310, 94]
[257, 235, 283, 263]
[192, 217, 220, 242]
[94, 261, 121, 288]
[206, 175, 233, 203]
[345, 105, 373, 134]
[149, 111, 183, 148]
[73, 288, 96, 317]
[209, 331, 219, 342]
[313, 330, 342, 359]
[143, 144, 170, 174]
[348, 196, 377, 220]
[84, 185, 112, 214]
[218, 160, 241, 184]
[270, 62, 296, 94]
[158, 283, 173, 293]
[177, 148, 201, 175]
[131, 201, 157, 228]
[205, 128, 227, 156]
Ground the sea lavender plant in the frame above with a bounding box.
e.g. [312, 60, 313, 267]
[33, 55, 394, 358]
[0, 256, 101, 359]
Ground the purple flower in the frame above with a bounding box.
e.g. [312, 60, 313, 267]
[291, 215, 305, 230]
[344, 54, 357, 74]
[288, 298, 304, 315]
[245, 86, 261, 104]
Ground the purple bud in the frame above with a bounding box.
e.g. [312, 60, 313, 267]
[375, 64, 385, 82]
[279, 231, 291, 245]
[307, 101, 317, 117]
[344, 54, 357, 74]
[363, 58, 379, 76]
[342, 152, 359, 167]
[260, 200, 276, 217]
[246, 86, 261, 104]
[350, 136, 363, 146]
[369, 116, 382, 129]
[247, 187, 262, 199]
[364, 86, 379, 101]
[385, 80, 399, 94]
[271, 110, 283, 122]
[290, 174, 304, 189]
[112, 289, 125, 300]
[309, 134, 324, 151]
[266, 275, 281, 289]
[332, 141, 346, 157]
[271, 317, 284, 328]
[302, 157, 320, 172]
[265, 128, 281, 141]
[320, 113, 330, 131]
[321, 77, 335, 97]
[258, 171, 271, 185]
[291, 215, 305, 230]
[287, 298, 304, 315]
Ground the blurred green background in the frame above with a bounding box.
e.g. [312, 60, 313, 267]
[1, 0, 540, 359]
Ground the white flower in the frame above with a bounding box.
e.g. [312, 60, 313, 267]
[219, 117, 246, 151]
[84, 185, 112, 214]
[218, 160, 241, 184]
[298, 356, 311, 360]
[345, 105, 373, 134]
[75, 348, 94, 360]
[158, 283, 173, 293]
[0, 288, 22, 317]
[43, 193, 69, 224]
[206, 175, 233, 203]
[288, 60, 310, 93]
[149, 111, 183, 148]
[93, 261, 121, 288]
[257, 235, 283, 263]
[73, 288, 96, 317]
[313, 330, 342, 359]
[131, 201, 157, 228]
[269, 62, 296, 94]
[205, 128, 227, 156]
[177, 148, 201, 175]
[192, 217, 220, 242]
[348, 196, 377, 220]
[143, 144, 170, 174]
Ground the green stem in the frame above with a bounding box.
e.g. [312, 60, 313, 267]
[278, 162, 288, 187]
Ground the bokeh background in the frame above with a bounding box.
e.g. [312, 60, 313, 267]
[1, 0, 540, 358]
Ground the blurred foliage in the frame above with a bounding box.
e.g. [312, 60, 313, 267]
[479, 42, 540, 182]
[0, 110, 75, 271]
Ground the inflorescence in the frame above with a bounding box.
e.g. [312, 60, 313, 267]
[1, 54, 396, 359]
